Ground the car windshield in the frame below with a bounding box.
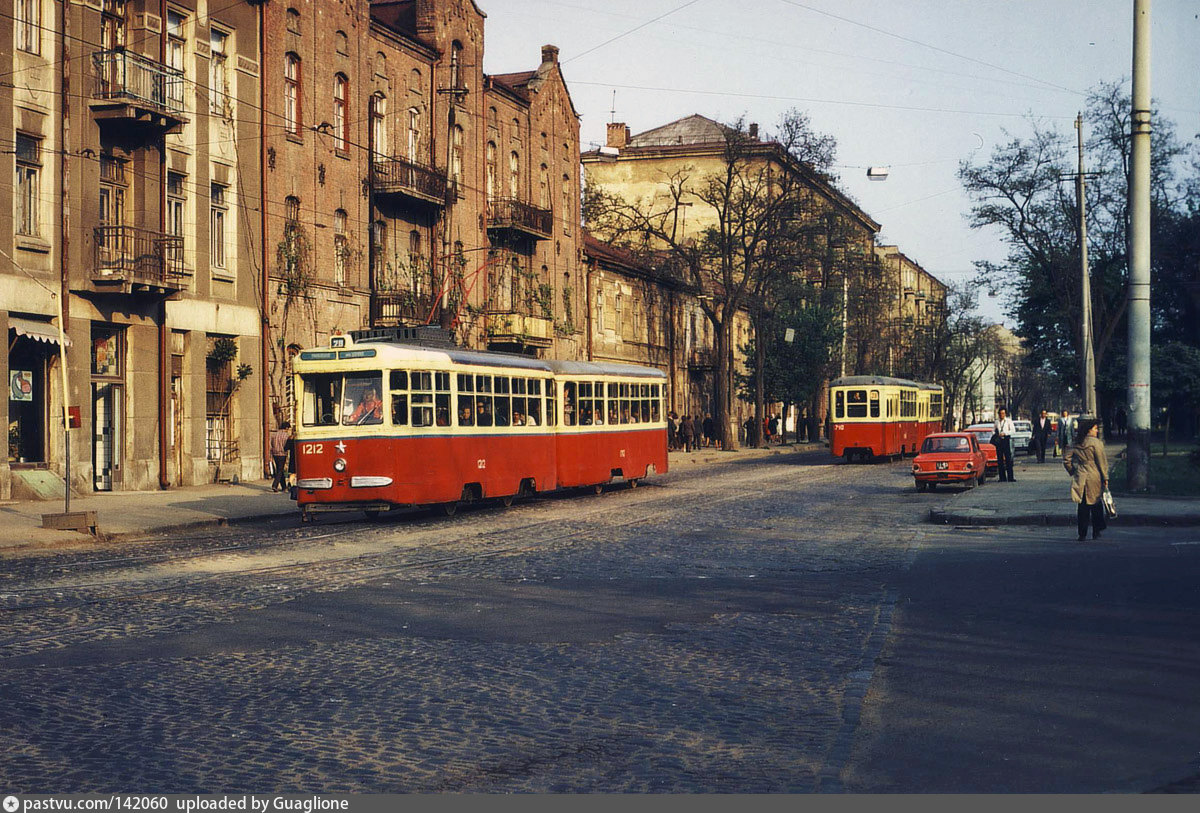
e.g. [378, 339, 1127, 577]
[1014, 421, 1032, 431]
[923, 436, 971, 453]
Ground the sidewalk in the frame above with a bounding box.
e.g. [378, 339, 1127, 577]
[0, 480, 299, 552]
[928, 448, 1200, 527]
[0, 442, 823, 552]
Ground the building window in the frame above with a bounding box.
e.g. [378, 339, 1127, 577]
[539, 164, 549, 209]
[450, 125, 464, 187]
[371, 93, 387, 158]
[509, 151, 519, 199]
[335, 30, 348, 55]
[485, 142, 497, 201]
[15, 134, 41, 237]
[449, 41, 463, 90]
[407, 108, 421, 162]
[286, 7, 300, 34]
[333, 209, 347, 288]
[210, 183, 228, 270]
[16, 0, 41, 54]
[166, 10, 187, 108]
[333, 74, 348, 152]
[209, 28, 228, 114]
[372, 220, 388, 287]
[284, 53, 302, 135]
[562, 174, 571, 232]
[167, 171, 187, 272]
[284, 195, 300, 224]
[408, 230, 423, 295]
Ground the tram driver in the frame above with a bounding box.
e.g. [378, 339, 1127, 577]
[347, 386, 383, 425]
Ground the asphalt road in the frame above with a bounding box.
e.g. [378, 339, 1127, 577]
[1, 449, 1197, 793]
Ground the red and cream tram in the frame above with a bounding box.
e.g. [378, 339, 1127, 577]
[829, 375, 944, 461]
[290, 329, 668, 520]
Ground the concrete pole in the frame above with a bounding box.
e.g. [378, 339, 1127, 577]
[1075, 113, 1098, 419]
[1127, 0, 1152, 491]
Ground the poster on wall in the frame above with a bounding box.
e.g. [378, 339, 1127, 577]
[10, 370, 33, 402]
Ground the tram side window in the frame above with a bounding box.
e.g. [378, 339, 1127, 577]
[930, 393, 944, 421]
[640, 383, 651, 423]
[547, 380, 557, 427]
[475, 374, 493, 427]
[577, 381, 593, 425]
[494, 376, 511, 427]
[435, 372, 451, 427]
[563, 381, 577, 426]
[457, 373, 474, 426]
[301, 373, 342, 426]
[869, 390, 880, 418]
[846, 389, 868, 418]
[410, 371, 434, 427]
[835, 390, 844, 419]
[592, 380, 605, 425]
[343, 372, 384, 426]
[651, 385, 661, 423]
[389, 370, 408, 427]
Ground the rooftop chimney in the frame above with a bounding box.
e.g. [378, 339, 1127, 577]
[748, 122, 759, 139]
[606, 122, 631, 149]
[541, 44, 559, 64]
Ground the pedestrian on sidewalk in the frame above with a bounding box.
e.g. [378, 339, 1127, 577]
[1057, 409, 1075, 457]
[769, 413, 780, 444]
[1063, 417, 1108, 541]
[680, 414, 696, 453]
[993, 407, 1016, 482]
[270, 421, 292, 493]
[702, 414, 715, 449]
[1033, 409, 1053, 463]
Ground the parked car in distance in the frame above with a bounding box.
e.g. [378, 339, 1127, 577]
[963, 425, 999, 475]
[912, 432, 987, 492]
[1011, 419, 1034, 454]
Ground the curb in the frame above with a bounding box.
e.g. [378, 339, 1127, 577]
[928, 509, 1200, 527]
[95, 508, 300, 543]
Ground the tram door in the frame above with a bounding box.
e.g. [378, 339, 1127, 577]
[93, 383, 123, 491]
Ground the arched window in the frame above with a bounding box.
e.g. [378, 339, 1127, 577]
[562, 173, 571, 233]
[284, 195, 300, 223]
[563, 271, 572, 322]
[408, 230, 423, 295]
[509, 151, 519, 199]
[284, 53, 302, 135]
[335, 31, 348, 56]
[450, 41, 463, 90]
[451, 125, 464, 186]
[333, 74, 348, 152]
[407, 107, 421, 162]
[370, 93, 386, 157]
[485, 142, 497, 201]
[286, 8, 300, 34]
[333, 209, 347, 287]
[373, 220, 388, 287]
[408, 68, 421, 95]
[539, 164, 549, 209]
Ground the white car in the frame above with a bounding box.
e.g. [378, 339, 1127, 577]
[1011, 420, 1034, 454]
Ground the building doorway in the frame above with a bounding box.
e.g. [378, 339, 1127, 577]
[91, 324, 125, 491]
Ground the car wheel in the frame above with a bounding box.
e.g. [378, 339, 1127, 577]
[928, 482, 937, 491]
[915, 480, 927, 493]
[977, 471, 985, 487]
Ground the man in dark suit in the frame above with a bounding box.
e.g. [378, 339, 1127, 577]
[1033, 409, 1053, 463]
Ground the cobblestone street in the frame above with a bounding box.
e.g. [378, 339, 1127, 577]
[2, 449, 1197, 792]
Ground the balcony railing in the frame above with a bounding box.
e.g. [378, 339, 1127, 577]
[370, 291, 438, 326]
[688, 348, 714, 370]
[371, 155, 449, 206]
[486, 311, 553, 348]
[91, 49, 187, 131]
[93, 225, 184, 292]
[486, 198, 552, 241]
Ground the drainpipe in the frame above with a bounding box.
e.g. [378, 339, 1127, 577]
[59, 0, 73, 507]
[585, 257, 593, 361]
[158, 0, 169, 489]
[259, 0, 271, 471]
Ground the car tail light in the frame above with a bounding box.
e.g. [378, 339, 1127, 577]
[912, 463, 920, 472]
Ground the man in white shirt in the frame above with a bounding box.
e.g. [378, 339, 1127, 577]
[993, 407, 1016, 482]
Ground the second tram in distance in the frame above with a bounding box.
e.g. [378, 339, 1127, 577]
[291, 329, 669, 520]
[829, 375, 944, 461]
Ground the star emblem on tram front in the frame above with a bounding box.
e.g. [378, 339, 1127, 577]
[335, 441, 347, 453]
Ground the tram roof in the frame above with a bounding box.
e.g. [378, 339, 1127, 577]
[832, 375, 941, 390]
[303, 337, 667, 379]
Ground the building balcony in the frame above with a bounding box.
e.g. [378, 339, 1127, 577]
[92, 225, 184, 295]
[486, 198, 552, 242]
[486, 311, 554, 349]
[90, 50, 188, 134]
[688, 348, 715, 371]
[370, 291, 438, 326]
[371, 155, 449, 207]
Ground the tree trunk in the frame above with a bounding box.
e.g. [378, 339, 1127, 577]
[753, 317, 766, 448]
[715, 318, 738, 451]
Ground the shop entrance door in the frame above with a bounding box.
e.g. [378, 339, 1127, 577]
[92, 382, 123, 491]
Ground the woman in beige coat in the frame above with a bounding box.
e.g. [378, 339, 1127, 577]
[1064, 418, 1108, 540]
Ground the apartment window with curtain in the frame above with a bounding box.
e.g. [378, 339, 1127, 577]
[333, 74, 348, 152]
[509, 151, 519, 199]
[16, 0, 41, 54]
[450, 125, 463, 188]
[372, 220, 387, 288]
[407, 108, 421, 162]
[333, 209, 347, 288]
[210, 183, 228, 270]
[284, 53, 302, 136]
[167, 171, 188, 273]
[371, 94, 387, 158]
[209, 28, 228, 114]
[166, 10, 187, 108]
[562, 174, 571, 234]
[485, 142, 497, 201]
[15, 134, 41, 237]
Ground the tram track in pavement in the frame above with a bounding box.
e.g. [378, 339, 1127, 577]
[0, 459, 856, 648]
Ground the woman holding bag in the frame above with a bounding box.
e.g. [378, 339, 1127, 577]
[1064, 418, 1108, 540]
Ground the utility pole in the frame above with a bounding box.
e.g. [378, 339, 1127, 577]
[1075, 113, 1098, 418]
[1127, 0, 1152, 491]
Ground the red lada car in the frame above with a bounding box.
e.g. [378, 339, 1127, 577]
[963, 425, 999, 476]
[912, 432, 987, 492]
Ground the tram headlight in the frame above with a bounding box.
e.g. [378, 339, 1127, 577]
[333, 458, 347, 472]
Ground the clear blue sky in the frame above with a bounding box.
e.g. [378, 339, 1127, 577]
[482, 0, 1200, 326]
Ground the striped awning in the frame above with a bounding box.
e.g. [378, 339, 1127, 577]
[9, 317, 72, 346]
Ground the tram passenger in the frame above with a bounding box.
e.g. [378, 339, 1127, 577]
[347, 387, 383, 425]
[512, 410, 526, 426]
[610, 403, 620, 426]
[580, 404, 593, 425]
[435, 406, 450, 426]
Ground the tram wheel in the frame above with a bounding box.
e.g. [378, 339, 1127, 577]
[593, 483, 604, 495]
[442, 501, 458, 517]
[501, 494, 514, 508]
[628, 478, 639, 489]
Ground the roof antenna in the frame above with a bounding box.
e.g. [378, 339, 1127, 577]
[610, 89, 617, 123]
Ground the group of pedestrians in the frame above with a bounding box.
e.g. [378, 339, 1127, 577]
[667, 412, 716, 452]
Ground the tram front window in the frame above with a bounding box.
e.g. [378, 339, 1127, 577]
[846, 389, 868, 418]
[342, 372, 384, 426]
[301, 373, 343, 426]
